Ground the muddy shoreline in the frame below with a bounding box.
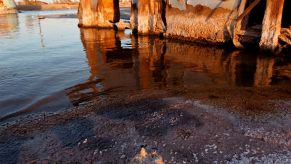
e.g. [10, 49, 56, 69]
[1, 85, 290, 163]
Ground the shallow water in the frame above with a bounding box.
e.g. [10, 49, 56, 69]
[0, 10, 290, 120]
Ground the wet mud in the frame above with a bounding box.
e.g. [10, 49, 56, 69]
[0, 86, 290, 163]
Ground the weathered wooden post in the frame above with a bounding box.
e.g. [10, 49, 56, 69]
[137, 0, 166, 34]
[78, 0, 120, 28]
[232, 0, 253, 48]
[259, 0, 285, 51]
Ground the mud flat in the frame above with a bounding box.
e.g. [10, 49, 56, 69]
[0, 85, 290, 163]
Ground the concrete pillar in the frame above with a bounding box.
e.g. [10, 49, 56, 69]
[78, 0, 120, 28]
[259, 0, 285, 51]
[137, 0, 166, 34]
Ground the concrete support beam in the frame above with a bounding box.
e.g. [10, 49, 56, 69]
[78, 0, 120, 28]
[136, 0, 166, 34]
[259, 0, 285, 51]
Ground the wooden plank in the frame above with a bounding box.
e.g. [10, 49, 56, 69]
[236, 0, 261, 22]
[279, 28, 291, 46]
[232, 0, 248, 48]
[259, 0, 285, 51]
[237, 30, 261, 38]
[233, 0, 265, 48]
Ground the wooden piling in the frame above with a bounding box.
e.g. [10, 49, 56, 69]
[232, 0, 248, 48]
[259, 0, 285, 51]
[137, 0, 165, 34]
[78, 0, 120, 28]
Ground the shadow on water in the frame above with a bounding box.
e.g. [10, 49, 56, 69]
[0, 27, 290, 121]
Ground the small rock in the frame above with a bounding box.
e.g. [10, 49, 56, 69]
[83, 138, 88, 144]
[154, 141, 158, 145]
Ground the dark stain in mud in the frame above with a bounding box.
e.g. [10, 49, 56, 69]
[52, 118, 94, 147]
[78, 136, 113, 151]
[95, 99, 202, 137]
[52, 118, 113, 150]
[0, 137, 27, 164]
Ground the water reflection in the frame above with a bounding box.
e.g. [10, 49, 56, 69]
[25, 15, 35, 30]
[0, 13, 18, 37]
[0, 23, 290, 121]
[75, 28, 290, 103]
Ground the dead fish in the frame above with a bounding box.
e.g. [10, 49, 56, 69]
[129, 147, 164, 164]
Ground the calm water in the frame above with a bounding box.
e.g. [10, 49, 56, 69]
[0, 11, 290, 120]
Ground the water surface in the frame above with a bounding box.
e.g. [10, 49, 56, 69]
[0, 10, 290, 120]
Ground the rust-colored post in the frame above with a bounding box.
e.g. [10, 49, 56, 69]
[259, 0, 285, 51]
[78, 0, 120, 28]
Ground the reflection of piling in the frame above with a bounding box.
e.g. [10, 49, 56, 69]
[254, 57, 274, 86]
[137, 37, 153, 89]
[150, 39, 167, 84]
[223, 51, 240, 86]
[37, 17, 45, 48]
[0, 13, 18, 36]
[78, 28, 289, 97]
[66, 28, 119, 105]
[80, 28, 116, 79]
[224, 51, 258, 87]
[223, 51, 287, 87]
